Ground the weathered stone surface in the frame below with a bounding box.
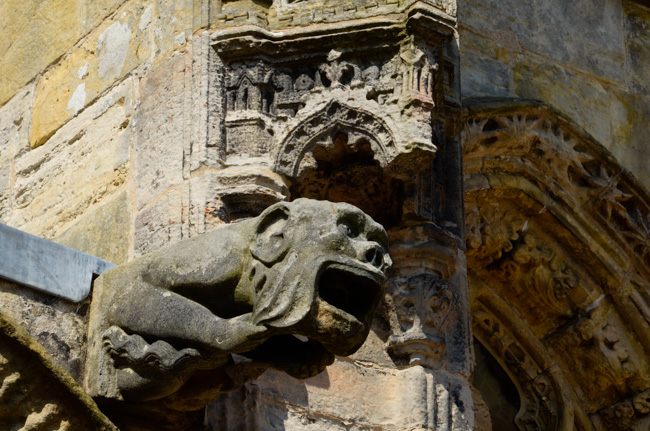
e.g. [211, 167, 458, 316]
[610, 89, 650, 189]
[625, 2, 650, 97]
[9, 80, 133, 238]
[209, 364, 473, 431]
[86, 199, 390, 426]
[459, 0, 626, 84]
[213, 0, 456, 31]
[513, 56, 622, 149]
[0, 86, 32, 168]
[30, 0, 151, 148]
[0, 166, 10, 222]
[134, 186, 187, 257]
[134, 48, 188, 209]
[0, 308, 117, 430]
[460, 46, 513, 97]
[0, 86, 33, 221]
[548, 302, 648, 412]
[154, 0, 192, 58]
[82, 0, 130, 35]
[0, 0, 82, 106]
[187, 167, 289, 235]
[463, 100, 650, 429]
[56, 192, 132, 265]
[0, 279, 89, 381]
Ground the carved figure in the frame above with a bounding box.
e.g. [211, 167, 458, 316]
[85, 198, 391, 412]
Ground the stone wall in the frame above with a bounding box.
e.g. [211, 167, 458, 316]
[459, 0, 650, 188]
[0, 1, 224, 264]
[1, 0, 650, 430]
[0, 1, 473, 430]
[0, 0, 195, 258]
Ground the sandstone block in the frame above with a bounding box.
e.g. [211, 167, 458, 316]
[460, 28, 513, 63]
[56, 191, 131, 265]
[30, 0, 151, 148]
[82, 0, 130, 35]
[187, 167, 289, 236]
[154, 0, 193, 58]
[610, 89, 650, 189]
[0, 86, 33, 168]
[461, 48, 513, 97]
[134, 187, 186, 257]
[10, 80, 133, 238]
[0, 166, 10, 221]
[134, 49, 189, 209]
[0, 309, 117, 430]
[459, 0, 626, 84]
[513, 55, 620, 147]
[0, 0, 82, 106]
[210, 364, 472, 430]
[0, 279, 89, 382]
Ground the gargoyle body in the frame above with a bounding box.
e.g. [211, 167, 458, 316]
[85, 199, 391, 413]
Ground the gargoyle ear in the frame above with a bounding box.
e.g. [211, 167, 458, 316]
[250, 202, 290, 265]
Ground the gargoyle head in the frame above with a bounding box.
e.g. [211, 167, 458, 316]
[248, 198, 392, 356]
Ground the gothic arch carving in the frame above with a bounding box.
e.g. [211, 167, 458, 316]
[463, 98, 650, 430]
[471, 286, 580, 431]
[274, 100, 397, 179]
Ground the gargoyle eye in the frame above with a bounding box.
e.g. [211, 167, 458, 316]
[338, 220, 359, 238]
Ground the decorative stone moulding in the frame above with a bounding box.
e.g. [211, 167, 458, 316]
[209, 3, 460, 201]
[463, 98, 650, 431]
[386, 222, 471, 375]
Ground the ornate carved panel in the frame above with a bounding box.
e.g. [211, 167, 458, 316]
[209, 6, 463, 229]
[387, 273, 458, 370]
[463, 99, 650, 430]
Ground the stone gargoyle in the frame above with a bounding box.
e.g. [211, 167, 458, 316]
[84, 198, 391, 412]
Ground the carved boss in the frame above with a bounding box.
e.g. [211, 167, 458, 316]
[84, 199, 391, 411]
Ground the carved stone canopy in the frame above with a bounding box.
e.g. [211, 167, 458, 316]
[463, 98, 650, 431]
[206, 4, 462, 229]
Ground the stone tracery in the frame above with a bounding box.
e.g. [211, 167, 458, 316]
[463, 99, 650, 430]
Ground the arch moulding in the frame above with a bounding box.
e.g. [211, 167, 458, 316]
[463, 98, 650, 431]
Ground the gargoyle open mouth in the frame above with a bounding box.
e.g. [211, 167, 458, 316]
[317, 263, 385, 324]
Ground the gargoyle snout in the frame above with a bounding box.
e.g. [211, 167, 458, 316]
[360, 244, 388, 271]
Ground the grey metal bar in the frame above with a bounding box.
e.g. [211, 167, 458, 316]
[0, 223, 116, 302]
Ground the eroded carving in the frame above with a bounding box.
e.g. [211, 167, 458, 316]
[386, 273, 457, 370]
[85, 199, 391, 412]
[568, 306, 641, 396]
[463, 104, 650, 278]
[599, 388, 650, 431]
[464, 101, 650, 421]
[0, 311, 117, 430]
[472, 302, 561, 431]
[465, 199, 527, 265]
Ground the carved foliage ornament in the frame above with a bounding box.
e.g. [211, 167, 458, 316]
[386, 273, 458, 370]
[463, 101, 650, 425]
[462, 103, 650, 279]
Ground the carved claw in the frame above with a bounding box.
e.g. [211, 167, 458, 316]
[103, 326, 205, 373]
